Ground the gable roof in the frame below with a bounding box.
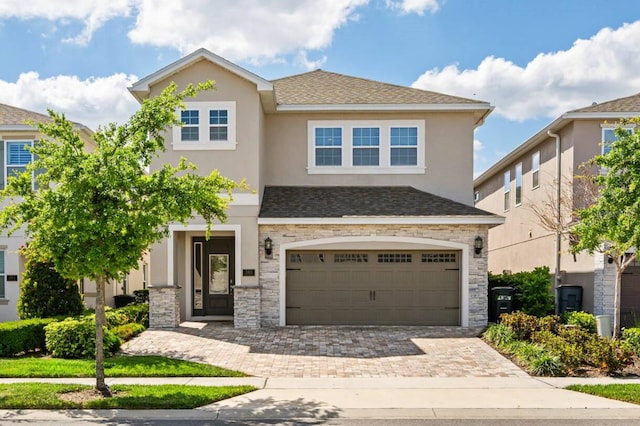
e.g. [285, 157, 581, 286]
[272, 69, 487, 107]
[258, 186, 503, 225]
[0, 103, 52, 127]
[474, 91, 640, 187]
[128, 48, 274, 102]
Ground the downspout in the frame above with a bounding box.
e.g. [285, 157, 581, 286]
[548, 130, 562, 313]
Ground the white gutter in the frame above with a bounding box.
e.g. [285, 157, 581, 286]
[547, 129, 562, 310]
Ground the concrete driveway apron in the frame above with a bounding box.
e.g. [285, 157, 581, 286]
[122, 323, 528, 378]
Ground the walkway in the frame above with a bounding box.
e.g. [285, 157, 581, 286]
[121, 322, 528, 378]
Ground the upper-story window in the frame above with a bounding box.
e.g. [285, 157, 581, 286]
[315, 127, 342, 166]
[503, 170, 510, 211]
[532, 151, 540, 188]
[308, 120, 425, 174]
[602, 127, 632, 155]
[2, 140, 34, 189]
[352, 128, 379, 166]
[173, 101, 236, 150]
[515, 162, 522, 206]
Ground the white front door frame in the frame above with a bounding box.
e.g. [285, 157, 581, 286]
[167, 224, 242, 321]
[278, 235, 470, 327]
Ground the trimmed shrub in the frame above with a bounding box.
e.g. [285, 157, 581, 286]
[489, 266, 554, 317]
[482, 323, 516, 346]
[17, 260, 84, 319]
[622, 327, 640, 355]
[562, 311, 597, 334]
[112, 323, 146, 341]
[44, 318, 121, 359]
[112, 303, 149, 328]
[532, 329, 583, 370]
[0, 318, 56, 356]
[500, 311, 560, 341]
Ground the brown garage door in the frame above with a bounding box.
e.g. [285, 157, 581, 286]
[621, 266, 640, 328]
[286, 250, 460, 325]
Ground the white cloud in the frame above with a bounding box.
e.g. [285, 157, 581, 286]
[294, 51, 328, 71]
[385, 0, 441, 15]
[473, 138, 483, 152]
[412, 21, 640, 121]
[0, 72, 140, 131]
[128, 0, 369, 63]
[0, 0, 135, 45]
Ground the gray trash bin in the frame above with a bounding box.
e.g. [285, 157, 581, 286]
[596, 315, 612, 338]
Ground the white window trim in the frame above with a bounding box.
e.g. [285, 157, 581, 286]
[503, 170, 510, 212]
[173, 101, 237, 150]
[307, 120, 426, 174]
[515, 162, 522, 207]
[0, 249, 4, 299]
[5, 139, 34, 189]
[532, 151, 540, 190]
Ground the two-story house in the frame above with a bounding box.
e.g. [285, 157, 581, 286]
[129, 48, 503, 329]
[474, 93, 640, 327]
[0, 103, 147, 321]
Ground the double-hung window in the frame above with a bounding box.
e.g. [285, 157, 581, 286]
[504, 170, 510, 211]
[6, 140, 33, 184]
[515, 162, 522, 206]
[532, 151, 540, 188]
[602, 127, 632, 155]
[352, 127, 379, 166]
[0, 250, 4, 298]
[390, 127, 418, 166]
[173, 101, 236, 150]
[308, 120, 424, 174]
[314, 127, 342, 166]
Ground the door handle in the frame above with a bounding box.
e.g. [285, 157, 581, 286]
[373, 290, 376, 301]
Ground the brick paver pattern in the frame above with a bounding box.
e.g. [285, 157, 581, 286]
[122, 323, 528, 378]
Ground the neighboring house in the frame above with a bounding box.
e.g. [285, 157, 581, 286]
[129, 48, 503, 329]
[0, 103, 146, 321]
[474, 93, 640, 327]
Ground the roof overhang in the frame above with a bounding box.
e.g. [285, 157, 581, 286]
[258, 216, 505, 226]
[128, 48, 274, 102]
[276, 103, 493, 112]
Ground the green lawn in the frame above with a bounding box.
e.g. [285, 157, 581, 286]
[0, 383, 255, 409]
[0, 355, 246, 378]
[566, 384, 640, 405]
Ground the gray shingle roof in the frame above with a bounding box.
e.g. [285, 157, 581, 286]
[0, 103, 51, 126]
[271, 70, 487, 106]
[569, 92, 640, 113]
[259, 186, 495, 218]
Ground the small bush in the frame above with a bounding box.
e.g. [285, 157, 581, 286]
[111, 323, 146, 342]
[500, 311, 560, 341]
[0, 318, 56, 356]
[528, 352, 565, 376]
[584, 337, 634, 374]
[563, 311, 597, 334]
[17, 260, 84, 319]
[482, 323, 516, 346]
[113, 303, 149, 328]
[44, 318, 121, 359]
[532, 329, 583, 370]
[623, 327, 640, 355]
[511, 341, 547, 364]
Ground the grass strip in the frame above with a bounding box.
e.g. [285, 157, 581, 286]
[566, 384, 640, 405]
[0, 383, 255, 409]
[0, 355, 246, 378]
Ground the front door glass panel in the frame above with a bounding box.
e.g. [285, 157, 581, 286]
[209, 254, 229, 294]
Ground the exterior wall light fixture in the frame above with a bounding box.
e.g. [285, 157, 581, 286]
[474, 236, 484, 255]
[264, 237, 273, 257]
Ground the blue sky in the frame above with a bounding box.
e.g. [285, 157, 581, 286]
[1, 0, 640, 176]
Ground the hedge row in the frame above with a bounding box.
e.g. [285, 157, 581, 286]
[0, 318, 57, 356]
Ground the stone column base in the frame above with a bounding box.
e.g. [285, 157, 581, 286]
[149, 285, 181, 328]
[234, 286, 261, 328]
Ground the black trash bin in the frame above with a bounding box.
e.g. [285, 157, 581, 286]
[557, 285, 583, 314]
[490, 286, 514, 322]
[114, 294, 136, 308]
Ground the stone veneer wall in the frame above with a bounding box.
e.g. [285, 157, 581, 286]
[593, 253, 615, 317]
[258, 224, 490, 327]
[149, 286, 181, 328]
[234, 286, 261, 328]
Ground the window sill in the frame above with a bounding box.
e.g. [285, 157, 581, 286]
[172, 141, 237, 151]
[307, 166, 425, 175]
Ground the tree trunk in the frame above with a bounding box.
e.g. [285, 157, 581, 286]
[614, 269, 622, 339]
[95, 276, 111, 397]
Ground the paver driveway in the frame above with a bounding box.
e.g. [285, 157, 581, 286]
[122, 323, 528, 378]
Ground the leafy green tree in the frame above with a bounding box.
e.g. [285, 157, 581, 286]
[570, 117, 640, 338]
[0, 81, 241, 395]
[17, 258, 84, 319]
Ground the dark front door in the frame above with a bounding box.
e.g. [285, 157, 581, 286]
[192, 237, 235, 316]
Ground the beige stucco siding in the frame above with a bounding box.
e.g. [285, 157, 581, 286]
[264, 112, 477, 205]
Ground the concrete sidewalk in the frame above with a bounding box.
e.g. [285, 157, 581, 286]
[1, 376, 640, 421]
